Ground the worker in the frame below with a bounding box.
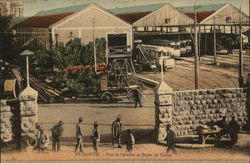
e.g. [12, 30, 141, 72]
[165, 124, 176, 155]
[133, 89, 143, 108]
[38, 127, 49, 153]
[126, 129, 135, 152]
[228, 116, 240, 146]
[75, 117, 84, 154]
[33, 122, 41, 150]
[216, 117, 228, 137]
[51, 120, 64, 152]
[91, 121, 100, 155]
[111, 115, 122, 148]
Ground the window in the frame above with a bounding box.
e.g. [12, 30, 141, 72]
[225, 17, 232, 23]
[165, 18, 171, 24]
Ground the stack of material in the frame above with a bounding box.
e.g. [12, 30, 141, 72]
[0, 100, 13, 143]
[28, 74, 63, 103]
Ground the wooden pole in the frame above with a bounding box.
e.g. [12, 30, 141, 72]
[239, 5, 244, 87]
[161, 51, 164, 82]
[213, 16, 217, 64]
[26, 56, 30, 87]
[93, 17, 97, 73]
[194, 4, 200, 89]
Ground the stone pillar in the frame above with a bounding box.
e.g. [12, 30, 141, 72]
[154, 81, 173, 142]
[18, 86, 38, 150]
[0, 100, 13, 143]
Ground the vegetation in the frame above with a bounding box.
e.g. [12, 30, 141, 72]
[30, 38, 107, 96]
[0, 16, 20, 64]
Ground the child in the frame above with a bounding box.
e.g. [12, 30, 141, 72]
[126, 129, 135, 152]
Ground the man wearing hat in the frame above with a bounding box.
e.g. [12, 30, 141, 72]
[165, 124, 176, 155]
[33, 122, 41, 150]
[91, 121, 100, 154]
[111, 115, 122, 148]
[38, 127, 49, 153]
[51, 120, 64, 152]
[75, 117, 84, 154]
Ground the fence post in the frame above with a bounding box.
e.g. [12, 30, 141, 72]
[154, 81, 173, 142]
[18, 86, 38, 150]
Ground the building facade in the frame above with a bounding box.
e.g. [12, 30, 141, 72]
[14, 3, 133, 51]
[0, 0, 23, 17]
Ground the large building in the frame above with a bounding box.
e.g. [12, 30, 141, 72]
[14, 3, 133, 50]
[14, 2, 249, 54]
[0, 0, 23, 17]
[109, 3, 249, 54]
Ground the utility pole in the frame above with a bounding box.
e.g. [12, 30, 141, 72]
[239, 5, 244, 87]
[194, 4, 200, 89]
[93, 17, 97, 73]
[247, 0, 250, 84]
[213, 16, 217, 64]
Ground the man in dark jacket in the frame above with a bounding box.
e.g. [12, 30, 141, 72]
[165, 124, 176, 155]
[75, 117, 84, 154]
[111, 115, 122, 148]
[216, 116, 228, 138]
[51, 120, 64, 152]
[133, 89, 143, 108]
[228, 116, 240, 146]
[91, 121, 100, 154]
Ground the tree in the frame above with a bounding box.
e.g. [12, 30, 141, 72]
[0, 16, 19, 63]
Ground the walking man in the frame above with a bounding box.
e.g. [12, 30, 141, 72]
[111, 115, 122, 148]
[38, 127, 49, 153]
[91, 121, 100, 154]
[165, 124, 176, 155]
[228, 116, 240, 146]
[75, 117, 84, 154]
[51, 120, 64, 152]
[126, 129, 135, 152]
[133, 89, 143, 108]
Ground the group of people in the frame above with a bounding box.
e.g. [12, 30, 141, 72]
[33, 115, 240, 155]
[208, 116, 240, 146]
[33, 115, 136, 154]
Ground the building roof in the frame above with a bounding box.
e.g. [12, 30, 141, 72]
[177, 3, 226, 13]
[15, 4, 89, 28]
[10, 16, 28, 27]
[109, 3, 167, 14]
[109, 3, 227, 24]
[35, 3, 88, 16]
[116, 12, 150, 24]
[15, 2, 228, 28]
[16, 13, 74, 28]
[177, 3, 227, 23]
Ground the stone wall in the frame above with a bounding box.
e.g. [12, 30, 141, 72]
[0, 86, 38, 150]
[172, 88, 249, 136]
[0, 100, 13, 143]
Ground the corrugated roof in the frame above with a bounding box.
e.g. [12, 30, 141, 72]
[35, 3, 88, 16]
[177, 3, 226, 13]
[116, 12, 150, 24]
[10, 17, 29, 27]
[109, 3, 167, 14]
[15, 13, 74, 28]
[185, 11, 215, 23]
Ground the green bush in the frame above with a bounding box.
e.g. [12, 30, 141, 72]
[31, 38, 106, 95]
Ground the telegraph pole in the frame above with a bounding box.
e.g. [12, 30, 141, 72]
[213, 16, 217, 64]
[239, 5, 244, 87]
[194, 4, 200, 89]
[93, 17, 97, 73]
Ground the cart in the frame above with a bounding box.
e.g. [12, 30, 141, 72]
[99, 74, 139, 103]
[195, 125, 222, 145]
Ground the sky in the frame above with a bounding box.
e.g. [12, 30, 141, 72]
[23, 0, 249, 16]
